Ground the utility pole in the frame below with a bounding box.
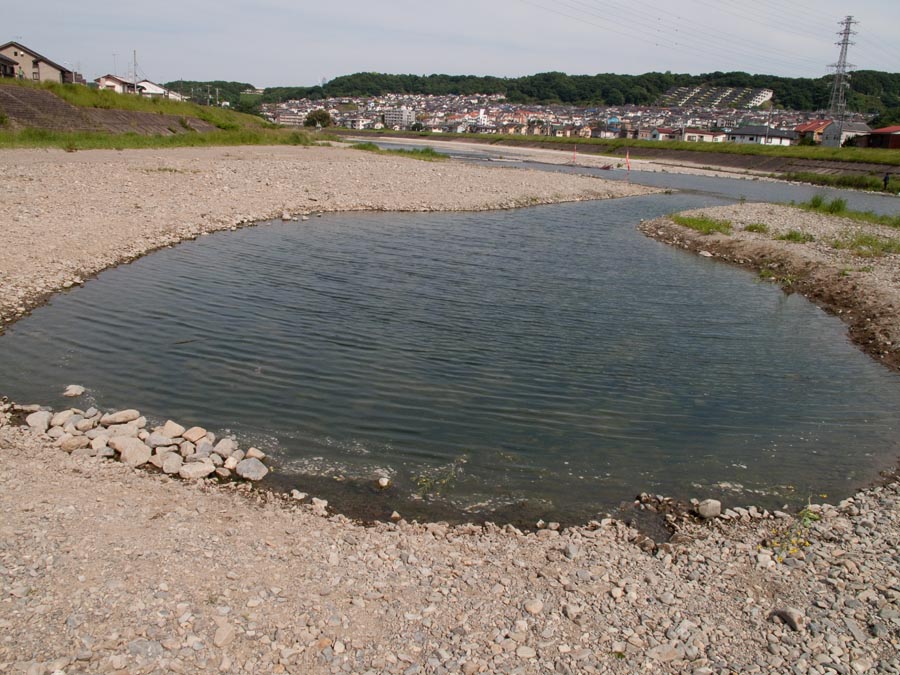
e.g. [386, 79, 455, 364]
[828, 16, 857, 144]
[133, 50, 137, 95]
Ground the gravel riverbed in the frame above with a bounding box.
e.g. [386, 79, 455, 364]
[1, 146, 899, 674]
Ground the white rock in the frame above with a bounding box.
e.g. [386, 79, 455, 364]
[51, 409, 77, 428]
[63, 384, 85, 397]
[161, 420, 186, 438]
[26, 410, 52, 433]
[100, 409, 141, 426]
[235, 458, 268, 481]
[224, 456, 239, 470]
[214, 438, 238, 458]
[147, 432, 175, 448]
[697, 499, 722, 519]
[60, 436, 90, 453]
[524, 599, 544, 615]
[182, 426, 207, 443]
[179, 461, 216, 479]
[377, 477, 391, 489]
[109, 437, 152, 467]
[245, 446, 266, 460]
[291, 489, 307, 500]
[162, 454, 184, 475]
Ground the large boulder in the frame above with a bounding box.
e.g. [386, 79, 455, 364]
[179, 461, 216, 480]
[100, 409, 141, 426]
[26, 410, 52, 433]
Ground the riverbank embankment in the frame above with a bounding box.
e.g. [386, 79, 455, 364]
[1, 146, 899, 674]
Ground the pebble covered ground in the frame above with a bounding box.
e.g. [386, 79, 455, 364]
[1, 146, 898, 674]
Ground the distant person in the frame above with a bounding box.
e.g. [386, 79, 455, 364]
[885, 173, 891, 192]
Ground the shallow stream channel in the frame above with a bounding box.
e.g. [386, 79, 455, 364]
[3, 157, 900, 526]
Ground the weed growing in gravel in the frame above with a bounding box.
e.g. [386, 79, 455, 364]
[671, 214, 732, 235]
[797, 196, 900, 229]
[761, 502, 820, 564]
[350, 142, 447, 161]
[825, 198, 847, 214]
[776, 230, 815, 243]
[832, 232, 900, 257]
[744, 223, 768, 233]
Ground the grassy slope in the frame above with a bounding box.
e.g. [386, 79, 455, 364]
[0, 80, 322, 150]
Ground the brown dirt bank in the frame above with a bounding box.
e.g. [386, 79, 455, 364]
[639, 203, 900, 372]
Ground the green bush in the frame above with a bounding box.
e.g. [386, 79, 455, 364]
[744, 223, 769, 233]
[776, 230, 815, 243]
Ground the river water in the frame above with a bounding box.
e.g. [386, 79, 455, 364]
[3, 172, 900, 524]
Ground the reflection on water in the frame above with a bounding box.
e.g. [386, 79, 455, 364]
[2, 195, 899, 522]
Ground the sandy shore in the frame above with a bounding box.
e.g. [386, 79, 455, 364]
[2, 146, 899, 674]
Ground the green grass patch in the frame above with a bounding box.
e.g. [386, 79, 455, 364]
[776, 230, 815, 243]
[832, 232, 900, 257]
[671, 214, 732, 235]
[0, 126, 316, 151]
[349, 142, 447, 161]
[744, 223, 769, 233]
[797, 195, 900, 228]
[781, 171, 900, 193]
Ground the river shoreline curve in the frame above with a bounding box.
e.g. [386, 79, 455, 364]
[1, 146, 898, 674]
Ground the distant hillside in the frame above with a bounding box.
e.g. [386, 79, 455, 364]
[250, 70, 900, 115]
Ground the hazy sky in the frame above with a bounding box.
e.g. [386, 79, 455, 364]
[7, 0, 900, 87]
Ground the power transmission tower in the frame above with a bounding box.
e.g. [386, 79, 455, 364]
[828, 16, 857, 141]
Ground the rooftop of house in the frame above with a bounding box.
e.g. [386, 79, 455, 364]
[0, 41, 70, 73]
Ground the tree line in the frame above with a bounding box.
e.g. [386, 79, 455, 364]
[166, 71, 900, 123]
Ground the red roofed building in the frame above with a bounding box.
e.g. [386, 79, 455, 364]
[864, 126, 900, 149]
[794, 119, 831, 144]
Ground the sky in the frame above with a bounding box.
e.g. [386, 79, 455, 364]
[7, 0, 900, 87]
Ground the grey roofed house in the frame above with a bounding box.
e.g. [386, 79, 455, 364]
[0, 41, 73, 83]
[821, 120, 871, 147]
[727, 125, 797, 145]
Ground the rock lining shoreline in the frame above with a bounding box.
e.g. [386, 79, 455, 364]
[2, 146, 899, 674]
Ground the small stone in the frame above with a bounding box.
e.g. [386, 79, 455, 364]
[100, 409, 141, 426]
[63, 384, 85, 397]
[245, 447, 266, 460]
[213, 623, 235, 647]
[377, 476, 391, 489]
[179, 461, 216, 479]
[214, 438, 238, 458]
[61, 435, 91, 453]
[516, 646, 536, 658]
[390, 511, 401, 521]
[564, 543, 579, 560]
[769, 607, 804, 632]
[215, 467, 231, 479]
[26, 410, 52, 433]
[698, 250, 713, 257]
[162, 454, 183, 475]
[524, 599, 544, 615]
[291, 489, 307, 500]
[697, 499, 722, 519]
[162, 420, 186, 438]
[109, 437, 152, 467]
[235, 457, 268, 481]
[182, 426, 208, 443]
[224, 456, 239, 470]
[147, 432, 175, 448]
[51, 409, 77, 428]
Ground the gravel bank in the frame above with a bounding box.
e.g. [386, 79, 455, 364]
[2, 148, 899, 674]
[0, 145, 653, 329]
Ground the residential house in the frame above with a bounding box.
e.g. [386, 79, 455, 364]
[0, 53, 16, 78]
[683, 128, 726, 143]
[95, 74, 136, 94]
[862, 126, 900, 150]
[136, 80, 187, 101]
[651, 127, 681, 141]
[727, 125, 796, 146]
[821, 120, 870, 147]
[794, 119, 831, 144]
[0, 41, 75, 83]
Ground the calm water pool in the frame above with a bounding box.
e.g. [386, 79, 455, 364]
[3, 194, 899, 523]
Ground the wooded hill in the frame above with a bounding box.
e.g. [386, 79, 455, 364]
[166, 71, 900, 125]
